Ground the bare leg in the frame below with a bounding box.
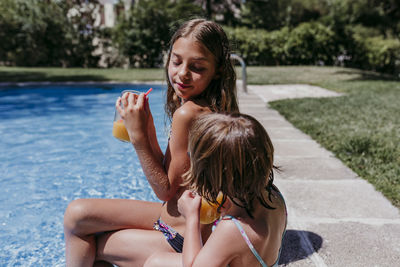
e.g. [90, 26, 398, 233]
[64, 198, 162, 267]
[144, 252, 182, 267]
[96, 228, 176, 267]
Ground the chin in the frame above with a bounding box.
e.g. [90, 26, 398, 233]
[174, 88, 186, 98]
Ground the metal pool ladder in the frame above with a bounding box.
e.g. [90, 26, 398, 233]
[230, 54, 247, 93]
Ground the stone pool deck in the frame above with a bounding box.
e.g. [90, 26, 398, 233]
[237, 84, 400, 266]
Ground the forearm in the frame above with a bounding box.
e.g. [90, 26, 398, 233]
[182, 216, 202, 267]
[147, 123, 164, 165]
[133, 138, 173, 201]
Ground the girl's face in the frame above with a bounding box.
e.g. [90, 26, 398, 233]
[168, 36, 218, 102]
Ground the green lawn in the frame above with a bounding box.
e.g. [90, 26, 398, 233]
[0, 67, 164, 82]
[256, 67, 400, 209]
[1, 66, 399, 208]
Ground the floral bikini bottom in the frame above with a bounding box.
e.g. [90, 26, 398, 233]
[153, 218, 184, 253]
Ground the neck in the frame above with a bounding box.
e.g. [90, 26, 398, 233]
[221, 198, 255, 220]
[182, 96, 210, 107]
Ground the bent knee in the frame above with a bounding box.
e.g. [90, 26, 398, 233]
[144, 254, 164, 267]
[64, 198, 92, 234]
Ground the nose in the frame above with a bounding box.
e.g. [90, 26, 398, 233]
[178, 63, 190, 81]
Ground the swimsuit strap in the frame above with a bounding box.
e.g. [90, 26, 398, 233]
[214, 215, 268, 267]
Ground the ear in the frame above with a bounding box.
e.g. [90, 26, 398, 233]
[220, 197, 232, 213]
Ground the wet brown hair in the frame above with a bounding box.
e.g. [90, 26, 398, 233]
[164, 18, 239, 120]
[183, 113, 277, 218]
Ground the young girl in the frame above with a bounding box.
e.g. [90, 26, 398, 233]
[144, 113, 287, 267]
[63, 19, 239, 266]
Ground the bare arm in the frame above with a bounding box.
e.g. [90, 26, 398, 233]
[145, 98, 164, 164]
[178, 191, 202, 266]
[116, 93, 194, 201]
[178, 191, 238, 267]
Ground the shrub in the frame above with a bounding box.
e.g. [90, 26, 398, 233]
[225, 27, 269, 65]
[0, 0, 69, 66]
[225, 26, 289, 65]
[284, 22, 337, 65]
[364, 37, 400, 74]
[0, 0, 99, 67]
[350, 26, 400, 75]
[225, 22, 337, 66]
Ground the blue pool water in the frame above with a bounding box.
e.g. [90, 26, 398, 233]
[0, 84, 168, 266]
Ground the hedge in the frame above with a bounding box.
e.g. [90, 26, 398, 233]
[225, 23, 400, 75]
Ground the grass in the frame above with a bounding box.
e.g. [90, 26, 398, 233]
[1, 65, 399, 208]
[0, 67, 164, 83]
[257, 66, 400, 208]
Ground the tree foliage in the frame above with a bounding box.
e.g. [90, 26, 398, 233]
[0, 0, 100, 67]
[111, 0, 204, 67]
[0, 0, 399, 74]
[240, 0, 290, 30]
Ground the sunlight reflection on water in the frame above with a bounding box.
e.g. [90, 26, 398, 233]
[0, 84, 167, 266]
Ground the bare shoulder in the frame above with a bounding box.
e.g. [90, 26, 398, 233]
[193, 219, 244, 266]
[210, 218, 247, 251]
[169, 101, 211, 147]
[173, 100, 211, 123]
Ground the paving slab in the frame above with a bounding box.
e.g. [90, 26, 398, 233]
[273, 140, 335, 158]
[295, 222, 400, 267]
[248, 84, 343, 103]
[265, 127, 312, 140]
[276, 179, 400, 219]
[240, 109, 283, 118]
[274, 157, 358, 180]
[237, 84, 400, 267]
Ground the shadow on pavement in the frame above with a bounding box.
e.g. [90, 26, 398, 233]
[279, 230, 323, 265]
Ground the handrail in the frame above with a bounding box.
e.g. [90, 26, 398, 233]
[230, 54, 247, 93]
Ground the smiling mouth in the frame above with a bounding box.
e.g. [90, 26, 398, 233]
[177, 83, 191, 89]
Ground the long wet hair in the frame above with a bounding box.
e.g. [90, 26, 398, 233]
[164, 18, 239, 120]
[183, 113, 278, 218]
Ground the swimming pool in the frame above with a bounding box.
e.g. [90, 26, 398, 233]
[0, 83, 168, 266]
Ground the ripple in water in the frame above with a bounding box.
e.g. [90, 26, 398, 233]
[0, 84, 167, 266]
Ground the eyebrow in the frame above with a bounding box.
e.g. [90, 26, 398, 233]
[171, 52, 208, 61]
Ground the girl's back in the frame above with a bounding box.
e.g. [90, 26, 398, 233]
[212, 188, 287, 267]
[143, 113, 287, 267]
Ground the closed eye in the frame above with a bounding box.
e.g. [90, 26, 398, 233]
[190, 65, 206, 72]
[170, 53, 182, 66]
